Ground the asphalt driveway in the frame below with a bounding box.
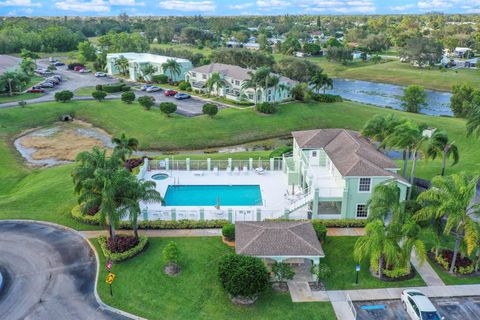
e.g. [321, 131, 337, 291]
[0, 221, 129, 320]
[355, 296, 480, 320]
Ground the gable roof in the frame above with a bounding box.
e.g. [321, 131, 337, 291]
[189, 63, 296, 85]
[292, 129, 405, 180]
[235, 221, 324, 257]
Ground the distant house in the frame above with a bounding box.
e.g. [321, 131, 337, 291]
[352, 51, 364, 59]
[106, 53, 192, 82]
[225, 41, 242, 48]
[185, 63, 296, 104]
[244, 43, 260, 51]
[454, 47, 472, 58]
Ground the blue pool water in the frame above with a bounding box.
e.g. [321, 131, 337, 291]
[164, 185, 262, 206]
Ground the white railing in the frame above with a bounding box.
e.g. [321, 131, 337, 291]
[287, 189, 314, 213]
[318, 187, 344, 198]
[148, 158, 283, 172]
[346, 294, 357, 320]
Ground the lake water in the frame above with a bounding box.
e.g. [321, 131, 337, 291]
[327, 79, 453, 116]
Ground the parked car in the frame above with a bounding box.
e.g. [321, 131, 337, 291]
[35, 68, 45, 74]
[401, 290, 444, 320]
[51, 75, 62, 81]
[146, 86, 162, 92]
[79, 68, 91, 73]
[39, 82, 54, 88]
[73, 66, 84, 72]
[45, 77, 60, 84]
[95, 72, 107, 77]
[54, 61, 65, 66]
[48, 57, 56, 63]
[31, 85, 42, 90]
[140, 85, 152, 91]
[164, 89, 177, 96]
[175, 93, 191, 100]
[27, 88, 45, 93]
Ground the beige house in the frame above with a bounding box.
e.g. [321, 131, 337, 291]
[185, 63, 295, 104]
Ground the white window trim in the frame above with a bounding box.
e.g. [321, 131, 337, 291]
[358, 177, 372, 193]
[355, 203, 368, 219]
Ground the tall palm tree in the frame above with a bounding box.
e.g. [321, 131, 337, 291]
[400, 217, 427, 272]
[161, 59, 181, 82]
[114, 56, 130, 76]
[367, 181, 404, 223]
[466, 107, 480, 138]
[241, 75, 258, 105]
[141, 63, 156, 81]
[384, 121, 429, 198]
[362, 114, 406, 150]
[0, 71, 23, 96]
[354, 219, 401, 277]
[124, 178, 163, 239]
[268, 75, 280, 106]
[205, 72, 224, 98]
[322, 75, 333, 94]
[253, 67, 271, 103]
[72, 147, 110, 195]
[309, 71, 325, 93]
[112, 133, 139, 162]
[426, 131, 459, 176]
[416, 173, 480, 274]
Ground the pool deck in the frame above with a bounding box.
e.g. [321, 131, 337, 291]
[141, 169, 303, 221]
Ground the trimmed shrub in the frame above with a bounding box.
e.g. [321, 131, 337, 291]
[178, 81, 191, 91]
[222, 223, 235, 241]
[312, 222, 327, 243]
[54, 90, 74, 102]
[121, 85, 131, 92]
[95, 84, 103, 91]
[202, 103, 218, 117]
[271, 261, 295, 282]
[121, 91, 136, 104]
[160, 102, 177, 116]
[312, 93, 343, 103]
[163, 241, 179, 263]
[269, 146, 293, 158]
[138, 96, 155, 110]
[383, 266, 410, 279]
[98, 235, 148, 262]
[71, 205, 100, 225]
[92, 90, 107, 102]
[18, 100, 27, 108]
[270, 218, 367, 228]
[107, 235, 139, 253]
[67, 62, 85, 70]
[152, 74, 168, 84]
[102, 83, 126, 93]
[256, 102, 275, 114]
[218, 254, 269, 299]
[435, 249, 474, 274]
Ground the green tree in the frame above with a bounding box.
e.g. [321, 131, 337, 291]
[20, 58, 36, 76]
[0, 71, 28, 96]
[20, 49, 40, 62]
[309, 71, 333, 94]
[160, 102, 177, 117]
[326, 46, 353, 65]
[121, 91, 135, 104]
[114, 56, 130, 76]
[416, 173, 480, 274]
[202, 103, 218, 118]
[78, 41, 97, 61]
[310, 262, 331, 288]
[163, 241, 179, 264]
[271, 261, 295, 283]
[362, 114, 406, 149]
[400, 36, 443, 68]
[111, 133, 139, 162]
[426, 130, 459, 176]
[450, 84, 476, 118]
[92, 90, 107, 102]
[54, 90, 74, 102]
[401, 85, 427, 113]
[205, 72, 224, 97]
[354, 219, 400, 277]
[138, 95, 155, 110]
[161, 59, 181, 82]
[140, 63, 156, 81]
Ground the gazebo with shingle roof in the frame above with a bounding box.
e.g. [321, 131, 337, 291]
[235, 221, 325, 266]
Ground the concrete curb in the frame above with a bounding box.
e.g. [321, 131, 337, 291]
[0, 220, 147, 320]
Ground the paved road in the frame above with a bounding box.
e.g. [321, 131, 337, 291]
[355, 297, 480, 320]
[0, 221, 129, 320]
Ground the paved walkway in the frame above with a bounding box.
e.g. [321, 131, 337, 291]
[411, 251, 445, 286]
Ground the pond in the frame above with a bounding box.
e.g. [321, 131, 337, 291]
[327, 79, 453, 116]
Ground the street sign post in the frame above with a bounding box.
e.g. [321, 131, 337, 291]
[106, 260, 113, 271]
[106, 272, 116, 297]
[355, 265, 361, 285]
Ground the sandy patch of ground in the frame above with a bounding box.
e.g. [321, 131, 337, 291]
[15, 120, 113, 166]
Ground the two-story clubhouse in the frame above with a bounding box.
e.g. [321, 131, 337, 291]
[283, 129, 410, 219]
[185, 63, 296, 104]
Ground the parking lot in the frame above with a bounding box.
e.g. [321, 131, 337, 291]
[355, 296, 480, 320]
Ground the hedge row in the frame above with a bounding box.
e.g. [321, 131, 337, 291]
[270, 218, 367, 228]
[72, 206, 228, 229]
[99, 83, 130, 93]
[312, 93, 343, 103]
[98, 235, 148, 262]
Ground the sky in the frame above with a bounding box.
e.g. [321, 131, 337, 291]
[0, 0, 479, 17]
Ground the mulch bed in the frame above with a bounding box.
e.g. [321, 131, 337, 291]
[221, 236, 235, 247]
[427, 251, 479, 278]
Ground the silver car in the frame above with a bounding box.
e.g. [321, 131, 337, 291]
[146, 86, 162, 92]
[401, 290, 444, 320]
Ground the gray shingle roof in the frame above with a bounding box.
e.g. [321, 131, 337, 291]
[235, 221, 325, 257]
[292, 129, 405, 180]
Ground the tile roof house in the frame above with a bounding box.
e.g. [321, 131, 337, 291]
[236, 221, 324, 266]
[283, 129, 410, 220]
[185, 63, 296, 104]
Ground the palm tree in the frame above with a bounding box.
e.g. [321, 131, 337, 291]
[416, 173, 480, 274]
[426, 131, 459, 176]
[20, 58, 36, 76]
[141, 63, 156, 81]
[466, 107, 480, 138]
[72, 147, 109, 195]
[309, 71, 325, 93]
[253, 67, 271, 103]
[384, 121, 429, 198]
[362, 114, 406, 150]
[400, 217, 427, 272]
[0, 71, 24, 96]
[114, 56, 130, 76]
[354, 219, 400, 277]
[241, 76, 258, 105]
[367, 181, 404, 223]
[124, 178, 163, 239]
[268, 75, 280, 106]
[161, 59, 181, 83]
[205, 72, 224, 98]
[111, 133, 139, 162]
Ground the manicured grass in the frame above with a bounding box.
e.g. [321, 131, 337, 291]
[322, 237, 426, 290]
[150, 43, 213, 55]
[74, 86, 96, 96]
[93, 237, 336, 320]
[0, 92, 44, 103]
[426, 258, 480, 285]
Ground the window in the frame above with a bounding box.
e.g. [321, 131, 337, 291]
[202, 74, 207, 80]
[311, 151, 317, 157]
[358, 178, 371, 192]
[268, 89, 271, 94]
[235, 80, 240, 85]
[248, 94, 253, 99]
[192, 72, 196, 77]
[356, 204, 368, 218]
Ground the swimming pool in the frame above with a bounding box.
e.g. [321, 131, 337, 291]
[163, 185, 262, 206]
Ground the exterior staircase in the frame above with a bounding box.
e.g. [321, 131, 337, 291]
[287, 189, 314, 213]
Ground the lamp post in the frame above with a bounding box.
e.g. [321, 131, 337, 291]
[355, 264, 360, 285]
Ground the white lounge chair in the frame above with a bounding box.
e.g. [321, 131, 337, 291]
[213, 166, 219, 175]
[255, 167, 265, 175]
[233, 167, 239, 175]
[242, 166, 248, 174]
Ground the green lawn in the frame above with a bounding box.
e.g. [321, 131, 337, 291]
[1, 99, 480, 227]
[0, 75, 45, 103]
[322, 237, 426, 290]
[150, 43, 213, 55]
[74, 86, 96, 96]
[93, 237, 336, 320]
